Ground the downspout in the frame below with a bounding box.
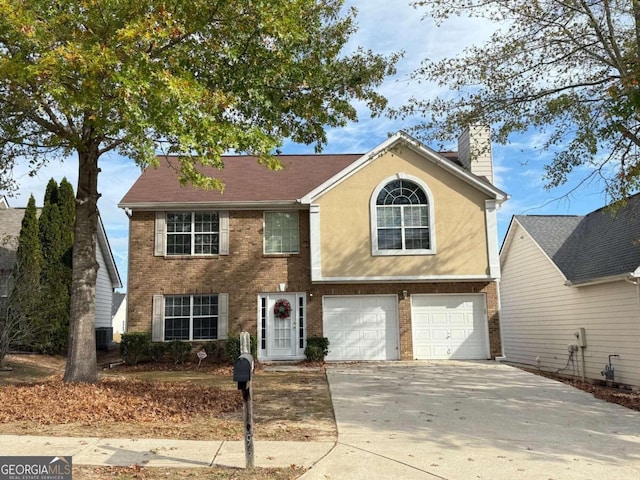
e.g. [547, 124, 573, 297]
[625, 273, 640, 308]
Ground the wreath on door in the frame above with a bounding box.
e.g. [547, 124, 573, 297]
[274, 298, 292, 319]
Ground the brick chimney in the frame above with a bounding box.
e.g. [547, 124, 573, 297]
[457, 125, 494, 184]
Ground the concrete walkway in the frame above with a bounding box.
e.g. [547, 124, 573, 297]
[0, 435, 334, 469]
[2, 361, 640, 479]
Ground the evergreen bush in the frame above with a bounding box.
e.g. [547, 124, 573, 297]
[224, 335, 257, 363]
[168, 340, 192, 364]
[305, 337, 330, 361]
[120, 332, 150, 365]
[149, 343, 166, 362]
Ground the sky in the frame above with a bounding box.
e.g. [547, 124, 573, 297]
[1, 1, 613, 291]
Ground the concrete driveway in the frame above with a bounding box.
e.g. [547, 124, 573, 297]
[300, 361, 640, 480]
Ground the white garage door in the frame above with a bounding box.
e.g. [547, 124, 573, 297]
[323, 296, 399, 361]
[412, 294, 488, 360]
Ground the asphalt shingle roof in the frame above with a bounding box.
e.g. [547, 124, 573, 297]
[119, 154, 362, 205]
[516, 193, 640, 283]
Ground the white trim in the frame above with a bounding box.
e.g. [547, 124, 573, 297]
[500, 217, 568, 282]
[370, 173, 436, 256]
[258, 292, 307, 361]
[565, 273, 636, 287]
[97, 213, 123, 289]
[263, 211, 301, 255]
[309, 204, 322, 281]
[299, 131, 508, 205]
[312, 274, 497, 283]
[485, 200, 500, 279]
[154, 293, 228, 342]
[119, 201, 303, 210]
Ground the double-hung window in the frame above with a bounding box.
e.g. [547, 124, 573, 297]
[371, 176, 435, 255]
[155, 211, 228, 256]
[153, 293, 229, 342]
[166, 212, 219, 255]
[264, 211, 299, 254]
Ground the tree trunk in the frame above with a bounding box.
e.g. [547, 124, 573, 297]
[63, 147, 100, 383]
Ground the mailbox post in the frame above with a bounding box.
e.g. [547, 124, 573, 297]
[233, 333, 254, 468]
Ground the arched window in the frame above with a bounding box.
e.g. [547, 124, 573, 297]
[371, 175, 435, 255]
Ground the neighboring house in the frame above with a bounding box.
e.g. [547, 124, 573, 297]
[500, 194, 640, 387]
[111, 292, 127, 342]
[0, 196, 123, 348]
[119, 128, 508, 362]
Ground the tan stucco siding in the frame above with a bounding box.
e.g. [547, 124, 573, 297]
[317, 148, 491, 278]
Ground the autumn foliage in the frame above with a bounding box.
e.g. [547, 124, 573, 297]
[0, 377, 241, 425]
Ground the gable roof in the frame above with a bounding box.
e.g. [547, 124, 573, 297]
[112, 292, 126, 316]
[120, 131, 508, 209]
[504, 193, 640, 285]
[302, 131, 508, 203]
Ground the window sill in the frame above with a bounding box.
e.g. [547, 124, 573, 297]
[372, 249, 436, 256]
[163, 254, 220, 259]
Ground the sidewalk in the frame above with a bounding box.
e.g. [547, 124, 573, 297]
[0, 435, 335, 469]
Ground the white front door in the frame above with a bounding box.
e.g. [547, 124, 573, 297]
[262, 293, 301, 359]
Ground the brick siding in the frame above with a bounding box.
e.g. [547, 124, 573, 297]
[127, 209, 502, 359]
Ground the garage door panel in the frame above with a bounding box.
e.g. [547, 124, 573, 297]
[412, 294, 488, 360]
[324, 296, 398, 361]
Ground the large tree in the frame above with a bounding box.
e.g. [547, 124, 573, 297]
[402, 0, 640, 199]
[0, 0, 397, 382]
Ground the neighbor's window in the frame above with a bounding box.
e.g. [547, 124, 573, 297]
[164, 294, 219, 341]
[372, 177, 435, 255]
[264, 211, 299, 254]
[166, 212, 219, 255]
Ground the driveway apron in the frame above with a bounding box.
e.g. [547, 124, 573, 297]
[300, 361, 640, 480]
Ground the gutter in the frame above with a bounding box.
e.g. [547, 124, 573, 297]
[118, 200, 303, 211]
[564, 272, 635, 287]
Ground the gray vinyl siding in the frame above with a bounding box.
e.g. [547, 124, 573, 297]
[500, 223, 640, 387]
[95, 239, 114, 329]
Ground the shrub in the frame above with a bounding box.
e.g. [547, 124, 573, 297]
[304, 345, 324, 361]
[168, 340, 192, 364]
[149, 343, 166, 362]
[224, 334, 257, 363]
[305, 337, 329, 361]
[120, 332, 150, 366]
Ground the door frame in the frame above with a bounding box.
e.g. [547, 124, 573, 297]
[257, 292, 307, 361]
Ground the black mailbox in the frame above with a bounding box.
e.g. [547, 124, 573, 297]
[233, 353, 253, 383]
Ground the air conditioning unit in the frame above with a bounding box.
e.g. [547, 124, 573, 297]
[95, 327, 113, 351]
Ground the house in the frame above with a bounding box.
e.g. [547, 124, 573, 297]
[119, 127, 508, 361]
[499, 194, 640, 387]
[0, 197, 123, 348]
[111, 292, 127, 342]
